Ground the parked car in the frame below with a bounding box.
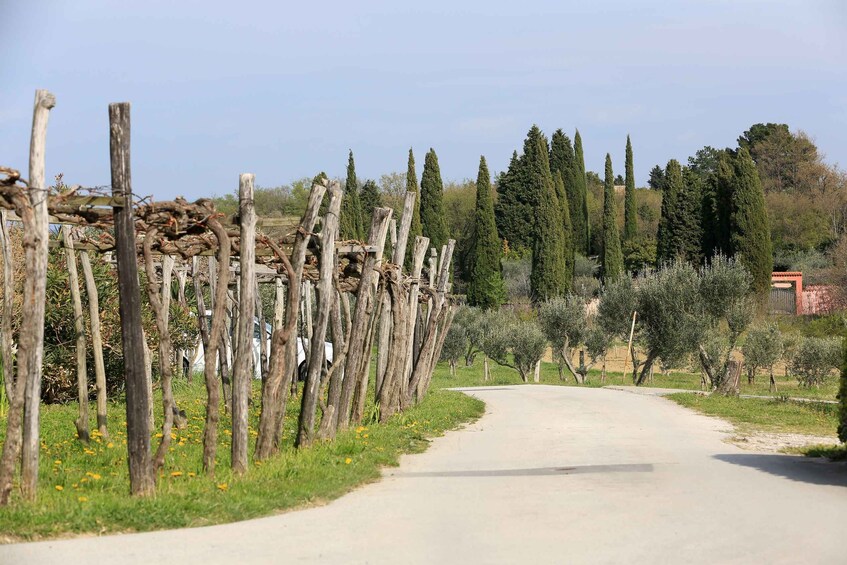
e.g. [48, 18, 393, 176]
[189, 317, 333, 380]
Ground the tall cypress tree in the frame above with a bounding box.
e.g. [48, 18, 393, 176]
[554, 171, 574, 292]
[467, 156, 506, 309]
[341, 150, 364, 239]
[530, 134, 566, 301]
[601, 154, 624, 281]
[550, 130, 579, 249]
[420, 148, 448, 252]
[677, 167, 703, 264]
[656, 159, 682, 265]
[359, 179, 382, 222]
[404, 148, 422, 270]
[623, 135, 638, 241]
[493, 126, 546, 253]
[573, 130, 590, 254]
[731, 147, 772, 297]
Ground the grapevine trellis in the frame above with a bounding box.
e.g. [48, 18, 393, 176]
[0, 90, 457, 502]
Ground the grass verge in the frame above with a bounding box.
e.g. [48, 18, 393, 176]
[432, 358, 838, 401]
[0, 382, 484, 543]
[666, 393, 839, 437]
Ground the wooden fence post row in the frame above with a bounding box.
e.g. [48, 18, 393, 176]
[0, 92, 458, 504]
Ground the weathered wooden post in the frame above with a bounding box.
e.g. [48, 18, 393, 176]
[109, 101, 154, 496]
[63, 226, 89, 442]
[19, 90, 55, 501]
[344, 208, 393, 426]
[403, 236, 429, 400]
[0, 209, 13, 402]
[255, 180, 325, 459]
[80, 251, 109, 439]
[297, 181, 341, 447]
[231, 173, 256, 474]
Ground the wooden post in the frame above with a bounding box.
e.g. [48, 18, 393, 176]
[402, 236, 429, 400]
[231, 173, 256, 474]
[80, 251, 109, 440]
[376, 191, 415, 403]
[255, 180, 325, 460]
[338, 207, 392, 429]
[0, 209, 13, 402]
[255, 277, 268, 380]
[273, 276, 285, 330]
[63, 226, 89, 442]
[143, 229, 176, 472]
[202, 216, 230, 476]
[534, 360, 541, 383]
[176, 264, 188, 380]
[622, 310, 637, 382]
[297, 181, 341, 447]
[18, 90, 55, 501]
[109, 101, 154, 496]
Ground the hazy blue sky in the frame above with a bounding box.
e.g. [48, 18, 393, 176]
[2, 1, 845, 201]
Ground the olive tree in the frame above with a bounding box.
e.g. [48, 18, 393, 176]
[440, 320, 468, 377]
[584, 324, 611, 383]
[741, 323, 783, 391]
[538, 296, 586, 383]
[482, 313, 547, 383]
[597, 256, 754, 393]
[454, 306, 486, 366]
[790, 337, 841, 388]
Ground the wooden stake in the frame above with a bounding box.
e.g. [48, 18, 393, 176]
[297, 181, 341, 447]
[79, 251, 108, 440]
[108, 101, 154, 496]
[622, 310, 637, 383]
[63, 226, 89, 442]
[231, 173, 256, 474]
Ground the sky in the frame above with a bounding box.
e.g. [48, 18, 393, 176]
[2, 1, 846, 202]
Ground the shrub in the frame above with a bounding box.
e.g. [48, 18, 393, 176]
[790, 337, 842, 388]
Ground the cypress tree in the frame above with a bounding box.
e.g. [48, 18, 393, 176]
[554, 171, 574, 292]
[359, 179, 382, 222]
[405, 148, 422, 270]
[467, 156, 506, 309]
[623, 135, 638, 241]
[601, 154, 624, 281]
[420, 148, 449, 252]
[573, 130, 590, 254]
[730, 147, 772, 297]
[677, 167, 704, 264]
[341, 150, 364, 240]
[656, 159, 682, 265]
[550, 130, 579, 249]
[493, 125, 546, 253]
[530, 134, 567, 301]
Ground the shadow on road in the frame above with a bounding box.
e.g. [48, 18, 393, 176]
[391, 463, 654, 478]
[714, 453, 847, 487]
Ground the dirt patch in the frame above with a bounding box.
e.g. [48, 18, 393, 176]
[727, 431, 840, 453]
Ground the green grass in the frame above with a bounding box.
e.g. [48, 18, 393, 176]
[666, 393, 839, 437]
[0, 379, 484, 542]
[796, 444, 847, 460]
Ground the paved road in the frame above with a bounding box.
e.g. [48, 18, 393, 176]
[3, 386, 846, 564]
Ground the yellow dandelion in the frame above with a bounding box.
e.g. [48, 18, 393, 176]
[187, 472, 196, 478]
[170, 471, 183, 477]
[355, 426, 366, 433]
[155, 433, 163, 438]
[106, 442, 114, 449]
[344, 457, 352, 465]
[77, 496, 88, 502]
[363, 434, 369, 439]
[54, 459, 62, 465]
[216, 483, 228, 491]
[84, 449, 95, 455]
[54, 485, 64, 491]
